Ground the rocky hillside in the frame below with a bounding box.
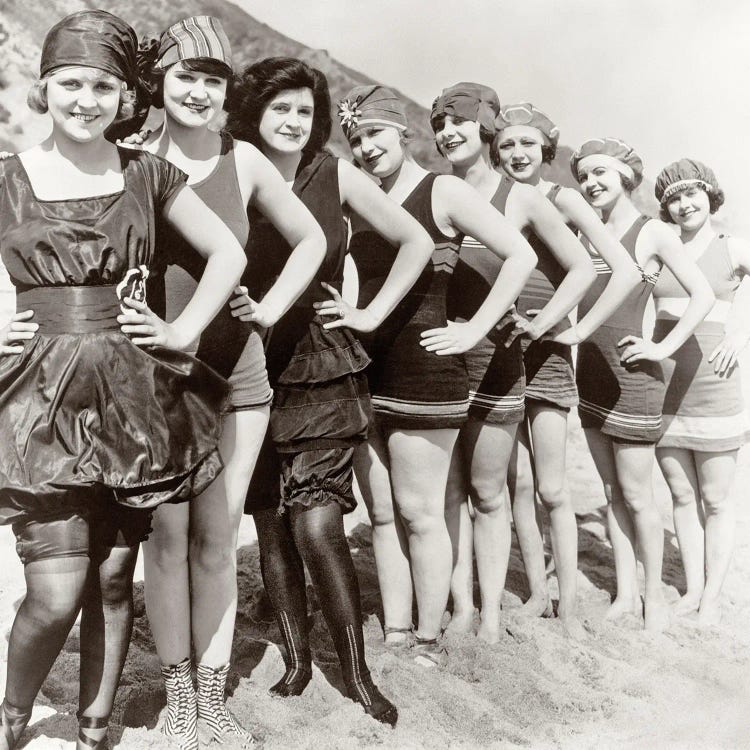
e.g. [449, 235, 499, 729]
[0, 0, 657, 212]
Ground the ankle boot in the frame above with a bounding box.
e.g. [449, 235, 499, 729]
[336, 623, 398, 727]
[270, 610, 312, 698]
[196, 663, 254, 746]
[0, 699, 32, 750]
[160, 657, 198, 750]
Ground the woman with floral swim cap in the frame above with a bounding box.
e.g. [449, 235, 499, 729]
[127, 18, 327, 748]
[653, 159, 750, 625]
[492, 102, 640, 629]
[0, 10, 250, 748]
[571, 138, 714, 631]
[336, 84, 536, 660]
[226, 57, 434, 725]
[429, 84, 595, 641]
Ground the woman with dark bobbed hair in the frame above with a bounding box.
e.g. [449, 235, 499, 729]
[571, 138, 714, 631]
[227, 56, 434, 726]
[0, 10, 250, 749]
[653, 159, 750, 625]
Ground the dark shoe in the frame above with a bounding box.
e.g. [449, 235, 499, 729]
[0, 699, 32, 750]
[77, 714, 109, 749]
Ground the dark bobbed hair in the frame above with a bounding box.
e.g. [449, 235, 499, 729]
[148, 57, 234, 110]
[659, 184, 725, 223]
[226, 56, 331, 163]
[489, 133, 557, 168]
[430, 112, 494, 159]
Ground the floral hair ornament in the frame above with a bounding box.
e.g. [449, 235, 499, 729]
[338, 85, 408, 138]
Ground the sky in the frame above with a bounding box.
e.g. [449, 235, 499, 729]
[228, 0, 750, 234]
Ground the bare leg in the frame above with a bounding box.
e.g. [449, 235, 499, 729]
[527, 404, 579, 625]
[387, 428, 458, 641]
[612, 440, 668, 631]
[354, 422, 413, 643]
[656, 447, 703, 614]
[190, 406, 269, 666]
[583, 429, 640, 619]
[695, 449, 737, 625]
[444, 443, 474, 633]
[462, 420, 517, 644]
[508, 421, 551, 617]
[143, 503, 191, 664]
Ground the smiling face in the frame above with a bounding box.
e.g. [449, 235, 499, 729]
[666, 185, 711, 232]
[576, 156, 628, 211]
[46, 66, 122, 142]
[433, 114, 483, 168]
[162, 61, 228, 128]
[347, 124, 405, 179]
[258, 87, 314, 156]
[495, 125, 545, 183]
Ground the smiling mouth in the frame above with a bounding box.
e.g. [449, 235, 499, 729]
[184, 103, 209, 113]
[364, 153, 382, 165]
[443, 141, 463, 152]
[71, 113, 98, 122]
[588, 188, 604, 198]
[511, 162, 530, 170]
[280, 132, 301, 139]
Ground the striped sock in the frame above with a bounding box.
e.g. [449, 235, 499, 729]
[160, 657, 198, 750]
[196, 663, 254, 746]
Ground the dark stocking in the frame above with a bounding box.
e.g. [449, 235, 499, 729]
[77, 543, 139, 748]
[254, 508, 311, 697]
[288, 502, 397, 726]
[2, 556, 89, 749]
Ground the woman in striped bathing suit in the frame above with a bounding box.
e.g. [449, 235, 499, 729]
[572, 139, 714, 631]
[336, 85, 536, 660]
[653, 159, 750, 625]
[429, 84, 594, 642]
[493, 103, 640, 629]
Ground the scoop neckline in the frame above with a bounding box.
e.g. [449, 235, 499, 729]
[14, 147, 128, 203]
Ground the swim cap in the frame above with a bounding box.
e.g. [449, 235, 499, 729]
[654, 158, 720, 203]
[496, 102, 559, 147]
[430, 82, 500, 133]
[338, 85, 408, 138]
[571, 137, 643, 188]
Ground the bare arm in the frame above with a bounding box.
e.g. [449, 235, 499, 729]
[510, 183, 595, 338]
[235, 143, 326, 325]
[620, 221, 714, 363]
[315, 159, 433, 332]
[420, 175, 537, 355]
[553, 188, 641, 343]
[708, 236, 750, 374]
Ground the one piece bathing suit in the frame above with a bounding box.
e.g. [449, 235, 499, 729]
[577, 215, 665, 442]
[449, 177, 525, 424]
[350, 172, 469, 430]
[0, 150, 231, 557]
[654, 233, 749, 451]
[149, 132, 272, 411]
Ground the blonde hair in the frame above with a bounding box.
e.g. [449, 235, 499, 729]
[26, 76, 136, 119]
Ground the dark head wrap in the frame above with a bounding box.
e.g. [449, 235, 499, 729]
[338, 85, 408, 139]
[654, 159, 720, 204]
[40, 10, 139, 85]
[430, 82, 500, 133]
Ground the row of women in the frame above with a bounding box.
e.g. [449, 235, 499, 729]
[0, 8, 746, 749]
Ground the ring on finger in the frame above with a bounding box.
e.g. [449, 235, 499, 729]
[338, 308, 345, 318]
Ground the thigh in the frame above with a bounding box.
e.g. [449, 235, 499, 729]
[527, 402, 568, 486]
[354, 420, 395, 522]
[656, 448, 699, 503]
[612, 441, 656, 501]
[192, 406, 270, 537]
[144, 500, 189, 558]
[461, 420, 517, 502]
[583, 428, 618, 503]
[387, 427, 459, 516]
[13, 511, 91, 566]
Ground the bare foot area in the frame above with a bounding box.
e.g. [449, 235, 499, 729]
[672, 592, 702, 616]
[560, 615, 588, 641]
[518, 594, 554, 618]
[477, 615, 501, 644]
[644, 595, 671, 633]
[445, 609, 474, 635]
[697, 601, 722, 628]
[604, 596, 641, 621]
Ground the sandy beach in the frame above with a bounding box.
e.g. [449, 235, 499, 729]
[1, 408, 748, 750]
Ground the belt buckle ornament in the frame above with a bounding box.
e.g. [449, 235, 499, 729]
[116, 265, 149, 314]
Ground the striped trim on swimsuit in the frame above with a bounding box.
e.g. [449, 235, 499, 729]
[372, 395, 470, 419]
[578, 399, 662, 430]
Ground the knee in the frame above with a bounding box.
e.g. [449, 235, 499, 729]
[369, 496, 397, 528]
[701, 487, 732, 517]
[147, 536, 188, 573]
[398, 500, 444, 537]
[98, 567, 134, 606]
[536, 477, 568, 511]
[618, 482, 650, 513]
[190, 530, 235, 574]
[32, 592, 82, 626]
[468, 478, 507, 515]
[669, 481, 697, 509]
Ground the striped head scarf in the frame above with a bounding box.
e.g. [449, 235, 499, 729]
[156, 16, 232, 69]
[338, 85, 408, 139]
